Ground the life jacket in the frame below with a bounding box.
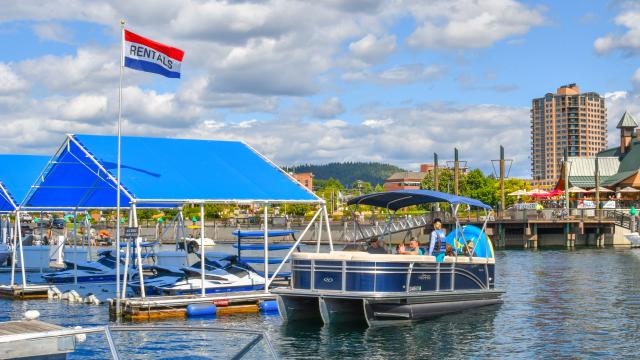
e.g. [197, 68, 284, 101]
[432, 230, 447, 254]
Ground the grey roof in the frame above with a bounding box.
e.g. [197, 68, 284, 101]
[565, 157, 621, 188]
[616, 111, 638, 129]
[567, 157, 619, 177]
[386, 171, 426, 181]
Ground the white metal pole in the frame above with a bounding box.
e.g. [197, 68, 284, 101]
[200, 204, 205, 297]
[10, 214, 16, 287]
[121, 208, 132, 299]
[269, 207, 321, 284]
[73, 211, 78, 285]
[16, 212, 26, 288]
[316, 211, 323, 252]
[133, 204, 145, 298]
[115, 19, 125, 315]
[263, 204, 269, 293]
[323, 205, 333, 251]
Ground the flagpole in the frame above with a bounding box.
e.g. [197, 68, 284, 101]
[115, 19, 125, 316]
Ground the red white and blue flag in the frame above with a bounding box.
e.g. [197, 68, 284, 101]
[123, 30, 184, 79]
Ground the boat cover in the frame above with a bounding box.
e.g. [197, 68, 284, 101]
[347, 190, 492, 211]
[22, 134, 320, 209]
[0, 155, 50, 212]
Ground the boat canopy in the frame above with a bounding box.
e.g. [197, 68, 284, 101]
[21, 134, 321, 210]
[0, 155, 50, 213]
[347, 190, 492, 211]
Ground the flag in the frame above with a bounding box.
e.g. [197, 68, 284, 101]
[123, 29, 184, 78]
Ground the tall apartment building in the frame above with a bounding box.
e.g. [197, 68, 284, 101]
[531, 84, 607, 189]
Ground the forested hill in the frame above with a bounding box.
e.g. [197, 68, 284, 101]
[288, 162, 406, 187]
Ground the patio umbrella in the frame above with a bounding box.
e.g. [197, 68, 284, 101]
[508, 189, 527, 196]
[586, 186, 613, 193]
[618, 186, 640, 193]
[526, 189, 550, 196]
[567, 186, 587, 193]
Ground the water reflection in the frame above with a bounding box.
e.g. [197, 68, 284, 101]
[4, 249, 640, 358]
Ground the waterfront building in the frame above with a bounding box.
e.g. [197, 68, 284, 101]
[292, 172, 313, 190]
[557, 111, 640, 190]
[383, 171, 426, 191]
[531, 83, 607, 189]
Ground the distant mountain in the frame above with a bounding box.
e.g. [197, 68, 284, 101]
[288, 162, 406, 187]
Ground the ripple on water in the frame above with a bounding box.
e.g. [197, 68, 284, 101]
[2, 248, 640, 358]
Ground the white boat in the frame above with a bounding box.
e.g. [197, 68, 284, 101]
[625, 232, 640, 247]
[156, 258, 265, 295]
[0, 244, 9, 266]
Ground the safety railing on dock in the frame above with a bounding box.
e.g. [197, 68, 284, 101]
[0, 324, 279, 359]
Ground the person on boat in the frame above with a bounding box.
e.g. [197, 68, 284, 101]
[397, 237, 423, 255]
[367, 237, 387, 254]
[428, 218, 446, 256]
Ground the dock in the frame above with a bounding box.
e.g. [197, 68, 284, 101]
[112, 291, 277, 321]
[0, 285, 52, 300]
[0, 319, 76, 359]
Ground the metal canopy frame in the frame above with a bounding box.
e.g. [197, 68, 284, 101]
[347, 190, 494, 259]
[14, 134, 329, 313]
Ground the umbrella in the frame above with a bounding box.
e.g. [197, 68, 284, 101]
[586, 186, 613, 193]
[548, 189, 564, 196]
[508, 189, 527, 196]
[567, 186, 587, 193]
[526, 189, 550, 196]
[618, 186, 640, 193]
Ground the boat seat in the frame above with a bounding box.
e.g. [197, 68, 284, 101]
[455, 257, 471, 263]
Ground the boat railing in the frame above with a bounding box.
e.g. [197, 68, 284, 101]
[344, 214, 431, 242]
[0, 324, 279, 359]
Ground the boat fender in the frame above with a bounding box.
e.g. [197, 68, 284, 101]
[259, 300, 279, 314]
[24, 310, 40, 320]
[187, 303, 217, 317]
[48, 286, 62, 300]
[74, 326, 87, 343]
[83, 294, 101, 305]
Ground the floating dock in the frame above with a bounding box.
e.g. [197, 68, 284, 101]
[0, 285, 52, 300]
[0, 319, 76, 359]
[112, 291, 277, 321]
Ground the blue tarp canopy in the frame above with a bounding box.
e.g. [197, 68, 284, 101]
[22, 134, 320, 210]
[347, 190, 492, 211]
[0, 155, 50, 212]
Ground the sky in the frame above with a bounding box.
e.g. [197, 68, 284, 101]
[1, 0, 640, 179]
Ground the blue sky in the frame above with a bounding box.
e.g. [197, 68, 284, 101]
[1, 0, 640, 178]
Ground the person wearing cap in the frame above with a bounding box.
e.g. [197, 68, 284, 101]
[367, 237, 387, 254]
[428, 218, 447, 256]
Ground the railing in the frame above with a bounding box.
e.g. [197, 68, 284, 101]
[0, 325, 279, 360]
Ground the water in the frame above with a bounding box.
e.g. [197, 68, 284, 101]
[2, 248, 640, 359]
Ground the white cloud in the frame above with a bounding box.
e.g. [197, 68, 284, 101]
[59, 94, 108, 120]
[405, 0, 545, 49]
[344, 64, 446, 85]
[594, 10, 640, 55]
[313, 97, 346, 119]
[32, 22, 72, 43]
[0, 63, 28, 95]
[349, 34, 396, 64]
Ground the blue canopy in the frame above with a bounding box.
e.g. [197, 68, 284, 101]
[0, 155, 50, 212]
[347, 190, 492, 211]
[22, 134, 319, 210]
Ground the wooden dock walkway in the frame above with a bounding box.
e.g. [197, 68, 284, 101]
[0, 319, 75, 359]
[0, 285, 52, 300]
[113, 290, 277, 321]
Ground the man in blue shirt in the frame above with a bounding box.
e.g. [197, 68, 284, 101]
[428, 218, 447, 256]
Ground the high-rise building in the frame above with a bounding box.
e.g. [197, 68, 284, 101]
[531, 83, 607, 189]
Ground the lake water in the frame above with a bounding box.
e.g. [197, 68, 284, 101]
[2, 248, 640, 359]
